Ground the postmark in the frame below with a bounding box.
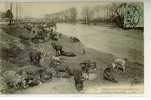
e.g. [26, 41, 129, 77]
[116, 3, 140, 28]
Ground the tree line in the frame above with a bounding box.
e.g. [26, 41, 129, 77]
[44, 4, 118, 24]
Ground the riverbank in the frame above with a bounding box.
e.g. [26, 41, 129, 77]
[0, 23, 144, 94]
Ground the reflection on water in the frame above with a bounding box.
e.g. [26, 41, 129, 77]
[57, 23, 143, 63]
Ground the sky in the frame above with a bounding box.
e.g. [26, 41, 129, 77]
[0, 1, 143, 19]
[0, 2, 112, 18]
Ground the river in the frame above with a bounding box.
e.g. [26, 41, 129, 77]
[56, 23, 144, 63]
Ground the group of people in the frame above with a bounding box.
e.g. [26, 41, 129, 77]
[50, 41, 128, 91]
[23, 21, 58, 43]
[51, 42, 76, 57]
[103, 58, 127, 83]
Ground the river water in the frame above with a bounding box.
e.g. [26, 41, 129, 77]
[57, 23, 144, 63]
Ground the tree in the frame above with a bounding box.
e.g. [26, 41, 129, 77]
[68, 7, 77, 23]
[81, 7, 94, 24]
[93, 5, 101, 20]
[5, 9, 13, 25]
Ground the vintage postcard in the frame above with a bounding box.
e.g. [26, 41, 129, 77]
[0, 0, 144, 94]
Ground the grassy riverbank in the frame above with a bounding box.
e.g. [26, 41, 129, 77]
[0, 24, 144, 94]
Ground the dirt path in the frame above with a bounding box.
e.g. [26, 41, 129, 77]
[15, 78, 143, 94]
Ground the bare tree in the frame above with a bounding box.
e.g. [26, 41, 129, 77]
[81, 6, 94, 24]
[68, 7, 77, 23]
[93, 5, 101, 20]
